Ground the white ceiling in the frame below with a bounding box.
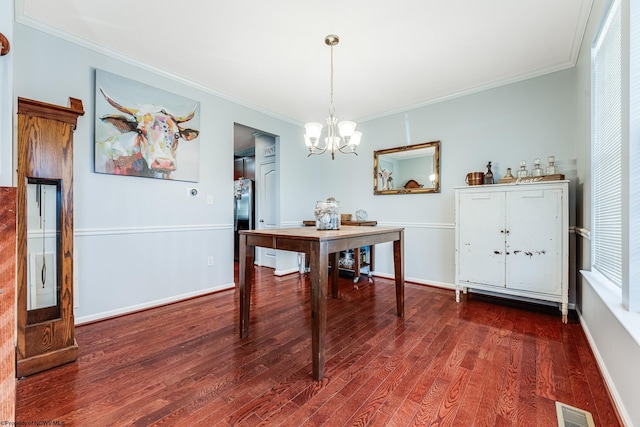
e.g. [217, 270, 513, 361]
[16, 0, 592, 126]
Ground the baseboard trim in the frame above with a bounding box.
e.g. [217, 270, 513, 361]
[274, 267, 299, 276]
[371, 272, 455, 290]
[74, 282, 235, 325]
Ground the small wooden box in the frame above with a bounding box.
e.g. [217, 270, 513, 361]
[498, 174, 565, 184]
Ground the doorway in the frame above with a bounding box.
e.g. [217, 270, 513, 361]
[233, 123, 278, 268]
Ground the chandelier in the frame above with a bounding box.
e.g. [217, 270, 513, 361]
[304, 34, 362, 160]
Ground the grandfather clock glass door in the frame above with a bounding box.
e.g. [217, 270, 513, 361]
[26, 180, 61, 321]
[16, 97, 84, 377]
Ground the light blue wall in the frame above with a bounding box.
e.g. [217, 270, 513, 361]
[315, 69, 578, 288]
[12, 23, 315, 322]
[8, 5, 638, 424]
[10, 14, 578, 316]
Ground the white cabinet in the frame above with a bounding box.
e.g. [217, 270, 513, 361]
[455, 181, 569, 322]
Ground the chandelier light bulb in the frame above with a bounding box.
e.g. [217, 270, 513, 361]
[305, 122, 323, 139]
[348, 131, 362, 148]
[338, 121, 357, 139]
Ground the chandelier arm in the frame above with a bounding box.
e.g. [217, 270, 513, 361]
[337, 145, 359, 155]
[308, 143, 329, 156]
[308, 147, 329, 157]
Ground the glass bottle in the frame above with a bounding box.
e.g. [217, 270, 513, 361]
[531, 158, 543, 177]
[484, 161, 494, 184]
[517, 160, 529, 178]
[504, 168, 514, 179]
[546, 156, 557, 175]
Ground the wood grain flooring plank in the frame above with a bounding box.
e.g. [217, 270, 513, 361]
[428, 366, 470, 426]
[451, 358, 490, 425]
[14, 266, 621, 426]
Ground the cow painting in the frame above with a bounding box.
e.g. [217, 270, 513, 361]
[95, 84, 200, 181]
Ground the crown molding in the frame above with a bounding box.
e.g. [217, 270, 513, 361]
[13, 0, 301, 126]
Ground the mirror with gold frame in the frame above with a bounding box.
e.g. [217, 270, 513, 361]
[373, 140, 440, 195]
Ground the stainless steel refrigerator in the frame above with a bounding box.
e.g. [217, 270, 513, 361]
[234, 178, 255, 261]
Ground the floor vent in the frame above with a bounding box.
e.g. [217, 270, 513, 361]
[556, 401, 595, 427]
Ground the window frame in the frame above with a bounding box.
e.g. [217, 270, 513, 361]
[590, 0, 639, 313]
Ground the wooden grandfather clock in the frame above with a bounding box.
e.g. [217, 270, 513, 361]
[16, 96, 84, 377]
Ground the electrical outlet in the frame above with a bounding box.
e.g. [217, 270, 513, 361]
[207, 195, 213, 205]
[207, 256, 214, 266]
[188, 187, 199, 196]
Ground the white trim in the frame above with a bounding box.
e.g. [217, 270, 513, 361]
[375, 221, 455, 230]
[581, 269, 640, 347]
[372, 272, 455, 290]
[74, 282, 235, 325]
[578, 316, 630, 426]
[360, 62, 581, 122]
[13, 0, 594, 125]
[290, 221, 455, 229]
[27, 229, 57, 239]
[274, 267, 299, 277]
[281, 221, 303, 228]
[359, 0, 593, 123]
[74, 223, 231, 237]
[577, 277, 634, 427]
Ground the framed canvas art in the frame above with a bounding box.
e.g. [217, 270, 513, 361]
[94, 70, 201, 182]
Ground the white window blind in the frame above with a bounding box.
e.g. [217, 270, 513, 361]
[592, 0, 623, 287]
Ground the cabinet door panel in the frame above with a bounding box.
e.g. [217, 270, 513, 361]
[458, 191, 505, 287]
[505, 189, 562, 295]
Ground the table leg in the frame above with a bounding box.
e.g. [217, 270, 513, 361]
[369, 245, 375, 279]
[330, 252, 339, 298]
[393, 231, 404, 318]
[239, 234, 254, 338]
[310, 241, 328, 381]
[353, 248, 361, 283]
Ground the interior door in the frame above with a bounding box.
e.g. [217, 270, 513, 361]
[257, 160, 277, 268]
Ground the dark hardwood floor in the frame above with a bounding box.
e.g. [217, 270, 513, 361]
[16, 265, 621, 426]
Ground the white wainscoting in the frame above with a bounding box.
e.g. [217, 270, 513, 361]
[362, 221, 456, 289]
[73, 223, 235, 324]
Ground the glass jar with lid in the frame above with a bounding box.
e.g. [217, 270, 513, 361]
[531, 158, 543, 177]
[517, 160, 529, 178]
[546, 156, 557, 175]
[314, 197, 340, 230]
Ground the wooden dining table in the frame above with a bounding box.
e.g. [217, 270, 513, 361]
[238, 225, 405, 381]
